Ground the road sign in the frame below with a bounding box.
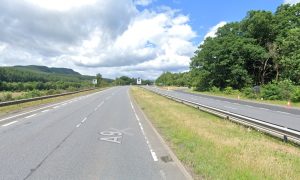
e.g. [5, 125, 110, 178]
[92, 79, 97, 85]
[137, 78, 142, 85]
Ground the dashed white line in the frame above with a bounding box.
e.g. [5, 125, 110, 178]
[81, 117, 87, 123]
[42, 109, 50, 113]
[2, 121, 18, 127]
[25, 114, 37, 119]
[53, 106, 60, 109]
[224, 106, 237, 110]
[76, 123, 81, 128]
[276, 111, 291, 115]
[259, 107, 270, 111]
[97, 101, 104, 108]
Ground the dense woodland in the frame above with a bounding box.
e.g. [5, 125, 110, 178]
[156, 3, 300, 102]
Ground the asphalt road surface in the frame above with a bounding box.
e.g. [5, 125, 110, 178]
[144, 86, 300, 132]
[0, 87, 191, 180]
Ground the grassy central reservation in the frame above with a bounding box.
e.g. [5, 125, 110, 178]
[131, 87, 300, 180]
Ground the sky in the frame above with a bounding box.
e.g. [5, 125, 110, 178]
[0, 0, 299, 79]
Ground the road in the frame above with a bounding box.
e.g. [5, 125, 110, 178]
[144, 86, 300, 132]
[0, 87, 191, 180]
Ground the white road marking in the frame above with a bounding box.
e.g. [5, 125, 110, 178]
[53, 106, 60, 109]
[2, 121, 18, 127]
[42, 109, 50, 113]
[25, 114, 37, 119]
[259, 107, 270, 111]
[276, 111, 291, 115]
[98, 101, 104, 108]
[76, 123, 81, 128]
[81, 117, 87, 123]
[129, 94, 158, 162]
[224, 106, 237, 110]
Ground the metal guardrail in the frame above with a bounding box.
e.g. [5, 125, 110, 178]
[0, 88, 97, 107]
[143, 87, 300, 145]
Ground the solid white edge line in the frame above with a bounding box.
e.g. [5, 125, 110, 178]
[2, 121, 18, 127]
[128, 90, 158, 162]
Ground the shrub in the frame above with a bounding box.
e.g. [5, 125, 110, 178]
[291, 87, 300, 102]
[224, 87, 234, 95]
[242, 87, 257, 99]
[261, 80, 295, 100]
[210, 86, 220, 93]
[22, 90, 43, 99]
[0, 92, 13, 102]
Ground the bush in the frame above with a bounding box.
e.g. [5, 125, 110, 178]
[22, 90, 43, 99]
[261, 80, 295, 100]
[46, 89, 60, 95]
[291, 87, 300, 102]
[0, 92, 13, 102]
[224, 87, 234, 95]
[210, 86, 220, 93]
[242, 87, 257, 99]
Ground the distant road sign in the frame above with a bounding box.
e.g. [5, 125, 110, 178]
[137, 78, 142, 85]
[92, 79, 97, 85]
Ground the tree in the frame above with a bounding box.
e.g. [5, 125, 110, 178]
[96, 73, 102, 87]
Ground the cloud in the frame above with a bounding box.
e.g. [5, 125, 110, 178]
[283, 0, 300, 4]
[134, 0, 153, 6]
[0, 0, 197, 79]
[203, 21, 227, 40]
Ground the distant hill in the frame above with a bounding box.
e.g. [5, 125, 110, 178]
[14, 65, 81, 75]
[0, 65, 113, 83]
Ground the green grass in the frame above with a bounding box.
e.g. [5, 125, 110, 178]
[185, 89, 300, 108]
[131, 87, 300, 180]
[0, 88, 105, 116]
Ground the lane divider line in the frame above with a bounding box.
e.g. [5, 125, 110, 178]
[25, 114, 37, 119]
[42, 109, 50, 113]
[2, 121, 18, 127]
[76, 123, 81, 128]
[81, 117, 87, 123]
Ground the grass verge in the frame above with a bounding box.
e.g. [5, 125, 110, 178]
[0, 88, 106, 116]
[131, 87, 300, 180]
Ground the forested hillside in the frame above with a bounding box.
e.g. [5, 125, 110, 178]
[0, 65, 104, 102]
[156, 3, 300, 102]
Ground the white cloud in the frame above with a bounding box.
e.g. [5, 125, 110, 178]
[134, 0, 153, 6]
[203, 21, 227, 40]
[25, 0, 97, 11]
[284, 0, 300, 4]
[0, 0, 197, 79]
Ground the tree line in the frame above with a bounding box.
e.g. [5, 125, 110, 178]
[156, 3, 300, 101]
